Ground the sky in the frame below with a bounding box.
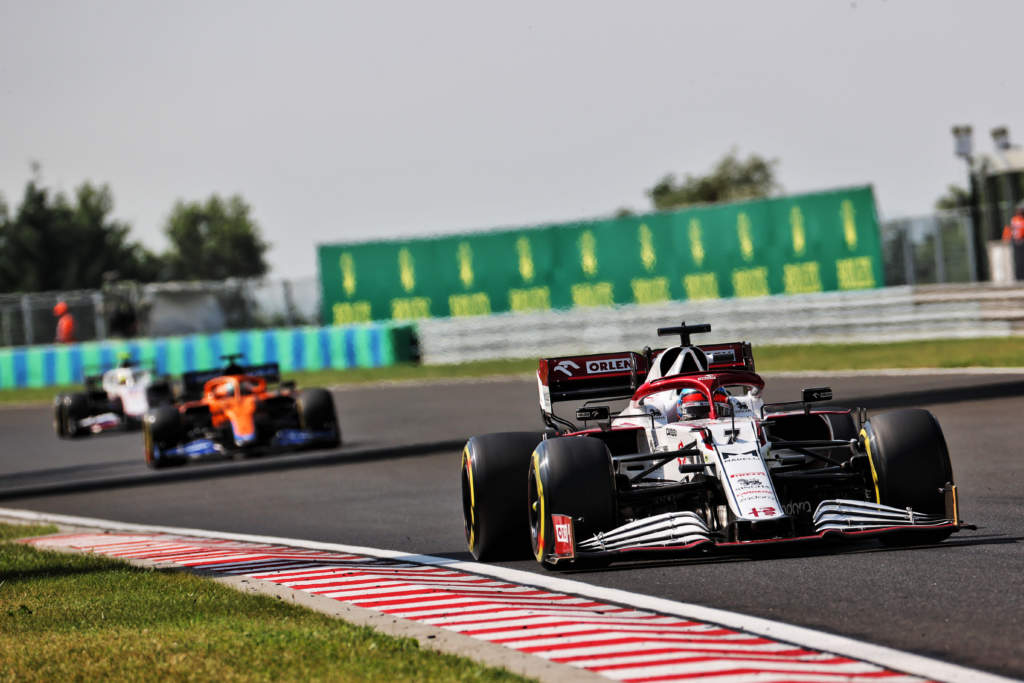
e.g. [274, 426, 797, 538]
[1, 0, 1021, 279]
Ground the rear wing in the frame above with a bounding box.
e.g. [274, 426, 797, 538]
[537, 342, 754, 412]
[181, 362, 281, 400]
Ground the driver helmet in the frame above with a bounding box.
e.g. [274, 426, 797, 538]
[214, 383, 236, 398]
[712, 387, 732, 417]
[675, 388, 710, 421]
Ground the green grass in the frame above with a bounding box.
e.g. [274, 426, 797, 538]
[753, 336, 1024, 371]
[3, 337, 1023, 405]
[0, 523, 526, 682]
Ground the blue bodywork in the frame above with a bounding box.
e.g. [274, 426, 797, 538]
[154, 428, 337, 463]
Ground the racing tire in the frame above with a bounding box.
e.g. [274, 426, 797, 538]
[529, 436, 616, 568]
[53, 394, 68, 438]
[296, 388, 341, 448]
[860, 408, 955, 545]
[823, 411, 858, 464]
[144, 405, 185, 469]
[57, 393, 90, 438]
[146, 381, 175, 407]
[461, 432, 544, 561]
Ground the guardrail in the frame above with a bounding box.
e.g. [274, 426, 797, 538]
[0, 323, 418, 390]
[417, 284, 1024, 364]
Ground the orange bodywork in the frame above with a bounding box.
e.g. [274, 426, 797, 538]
[188, 375, 273, 443]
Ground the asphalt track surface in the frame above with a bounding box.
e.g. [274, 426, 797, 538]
[1, 372, 1022, 680]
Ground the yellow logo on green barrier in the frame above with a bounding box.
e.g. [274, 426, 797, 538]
[580, 230, 598, 277]
[516, 236, 534, 283]
[841, 200, 858, 250]
[398, 248, 416, 293]
[639, 223, 656, 272]
[737, 213, 754, 262]
[790, 206, 806, 256]
[457, 242, 474, 289]
[689, 218, 705, 267]
[340, 253, 356, 298]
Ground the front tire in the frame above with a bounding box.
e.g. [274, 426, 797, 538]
[461, 432, 544, 561]
[57, 393, 89, 438]
[861, 408, 954, 545]
[529, 436, 616, 567]
[53, 394, 68, 438]
[144, 405, 184, 469]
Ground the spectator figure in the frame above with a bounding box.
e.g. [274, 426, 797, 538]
[1001, 205, 1024, 243]
[1005, 204, 1024, 281]
[54, 301, 75, 344]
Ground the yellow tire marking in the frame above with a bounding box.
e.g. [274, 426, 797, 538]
[860, 427, 881, 503]
[532, 450, 545, 563]
[463, 446, 476, 550]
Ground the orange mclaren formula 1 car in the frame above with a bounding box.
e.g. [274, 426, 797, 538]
[142, 355, 340, 468]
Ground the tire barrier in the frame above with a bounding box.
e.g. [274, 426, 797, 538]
[0, 323, 418, 390]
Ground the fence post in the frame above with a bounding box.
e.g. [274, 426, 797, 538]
[902, 227, 915, 286]
[21, 294, 34, 346]
[962, 210, 978, 282]
[933, 218, 946, 284]
[1, 305, 12, 347]
[92, 291, 106, 341]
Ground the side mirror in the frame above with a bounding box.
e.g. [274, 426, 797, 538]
[576, 406, 610, 422]
[802, 387, 833, 403]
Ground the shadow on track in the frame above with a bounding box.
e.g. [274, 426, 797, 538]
[424, 531, 1021, 574]
[0, 438, 467, 501]
[836, 379, 1024, 411]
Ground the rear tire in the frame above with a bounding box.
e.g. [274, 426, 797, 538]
[461, 432, 544, 561]
[297, 388, 341, 448]
[146, 381, 175, 407]
[144, 405, 184, 469]
[529, 436, 616, 568]
[861, 408, 954, 545]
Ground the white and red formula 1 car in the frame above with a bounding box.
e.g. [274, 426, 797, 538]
[462, 322, 962, 567]
[53, 360, 175, 438]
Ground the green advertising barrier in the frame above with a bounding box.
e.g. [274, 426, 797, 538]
[318, 186, 882, 324]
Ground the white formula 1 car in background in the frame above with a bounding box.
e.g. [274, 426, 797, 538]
[54, 360, 175, 438]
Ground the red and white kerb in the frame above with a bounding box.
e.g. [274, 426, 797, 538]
[24, 533, 926, 682]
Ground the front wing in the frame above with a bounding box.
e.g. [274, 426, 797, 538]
[547, 497, 961, 564]
[74, 412, 139, 435]
[153, 428, 338, 463]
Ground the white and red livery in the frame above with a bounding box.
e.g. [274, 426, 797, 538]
[463, 322, 962, 567]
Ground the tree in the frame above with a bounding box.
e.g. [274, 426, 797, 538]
[162, 195, 269, 280]
[647, 150, 781, 211]
[0, 173, 161, 293]
[934, 184, 971, 211]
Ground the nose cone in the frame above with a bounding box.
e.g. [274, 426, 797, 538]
[234, 430, 257, 447]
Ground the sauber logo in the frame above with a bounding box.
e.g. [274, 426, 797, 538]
[783, 500, 812, 515]
[586, 357, 631, 374]
[554, 360, 581, 376]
